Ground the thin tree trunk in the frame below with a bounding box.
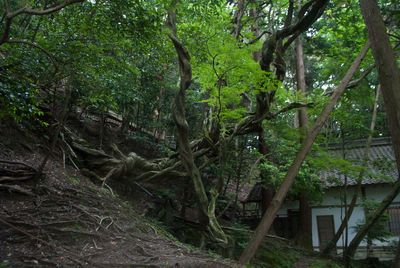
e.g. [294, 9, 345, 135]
[258, 129, 276, 235]
[344, 0, 400, 261]
[250, 4, 276, 234]
[99, 112, 105, 150]
[294, 36, 313, 250]
[234, 139, 245, 207]
[232, 0, 244, 40]
[38, 77, 72, 174]
[323, 86, 381, 255]
[341, 131, 348, 254]
[239, 40, 370, 264]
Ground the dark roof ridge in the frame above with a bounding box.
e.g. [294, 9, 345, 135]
[321, 136, 392, 150]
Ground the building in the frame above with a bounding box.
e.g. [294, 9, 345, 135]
[242, 137, 400, 259]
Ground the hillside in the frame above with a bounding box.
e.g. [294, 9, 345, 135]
[0, 118, 352, 268]
[0, 120, 233, 267]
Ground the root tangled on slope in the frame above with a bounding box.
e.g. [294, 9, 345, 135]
[0, 179, 231, 267]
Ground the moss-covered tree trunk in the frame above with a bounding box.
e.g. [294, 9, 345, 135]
[166, 1, 227, 244]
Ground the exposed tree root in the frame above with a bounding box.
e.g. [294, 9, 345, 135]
[0, 217, 106, 268]
[0, 160, 38, 180]
[1, 181, 231, 267]
[0, 160, 39, 195]
[65, 127, 192, 185]
[0, 183, 35, 196]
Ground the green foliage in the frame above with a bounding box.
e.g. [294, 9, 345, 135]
[353, 199, 392, 244]
[310, 260, 343, 268]
[257, 133, 324, 202]
[0, 72, 43, 124]
[186, 5, 267, 123]
[260, 160, 323, 202]
[0, 262, 9, 268]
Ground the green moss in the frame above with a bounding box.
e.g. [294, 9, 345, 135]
[63, 172, 80, 184]
[255, 248, 300, 268]
[310, 260, 344, 268]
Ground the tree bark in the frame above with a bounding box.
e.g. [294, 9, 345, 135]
[38, 77, 72, 174]
[238, 40, 370, 264]
[293, 36, 313, 250]
[249, 4, 275, 234]
[343, 0, 400, 261]
[166, 2, 227, 244]
[323, 86, 381, 255]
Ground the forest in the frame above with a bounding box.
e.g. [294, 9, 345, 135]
[0, 0, 400, 267]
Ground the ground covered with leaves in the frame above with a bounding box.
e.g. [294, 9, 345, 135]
[0, 126, 232, 267]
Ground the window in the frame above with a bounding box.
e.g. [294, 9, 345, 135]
[387, 207, 400, 235]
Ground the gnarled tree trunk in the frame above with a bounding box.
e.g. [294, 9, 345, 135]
[166, 2, 227, 244]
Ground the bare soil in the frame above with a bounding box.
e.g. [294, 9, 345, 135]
[0, 123, 232, 268]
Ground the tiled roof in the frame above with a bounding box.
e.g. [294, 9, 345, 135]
[243, 138, 399, 202]
[321, 137, 398, 187]
[244, 182, 263, 203]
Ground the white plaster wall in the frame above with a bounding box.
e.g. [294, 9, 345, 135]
[311, 184, 400, 248]
[311, 206, 366, 248]
[276, 183, 400, 250]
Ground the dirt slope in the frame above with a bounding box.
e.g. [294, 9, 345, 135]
[0, 148, 231, 267]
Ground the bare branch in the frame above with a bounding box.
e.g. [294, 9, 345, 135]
[347, 63, 376, 89]
[277, 0, 328, 40]
[247, 30, 270, 45]
[0, 159, 37, 171]
[254, 102, 314, 124]
[283, 0, 294, 29]
[1, 0, 83, 45]
[4, 39, 58, 71]
[8, 0, 84, 18]
[298, 0, 317, 19]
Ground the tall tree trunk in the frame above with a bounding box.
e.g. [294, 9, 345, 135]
[294, 36, 313, 250]
[250, 2, 275, 233]
[232, 0, 244, 40]
[239, 40, 370, 264]
[344, 0, 400, 260]
[166, 3, 227, 244]
[258, 129, 276, 235]
[323, 86, 381, 255]
[38, 77, 72, 174]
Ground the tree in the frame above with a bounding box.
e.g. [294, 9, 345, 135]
[239, 40, 370, 264]
[293, 34, 313, 249]
[322, 85, 381, 256]
[166, 0, 227, 244]
[343, 0, 400, 260]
